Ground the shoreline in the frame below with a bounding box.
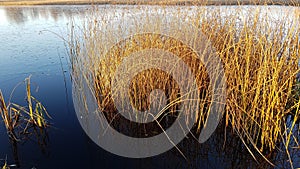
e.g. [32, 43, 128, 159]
[0, 0, 299, 6]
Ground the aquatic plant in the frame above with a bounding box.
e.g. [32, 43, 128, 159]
[0, 90, 20, 140]
[0, 76, 51, 140]
[24, 76, 50, 128]
[69, 4, 300, 168]
[203, 9, 300, 166]
[0, 76, 51, 168]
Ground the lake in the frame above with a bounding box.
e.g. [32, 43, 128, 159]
[0, 5, 299, 169]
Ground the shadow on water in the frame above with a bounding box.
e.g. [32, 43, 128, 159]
[7, 126, 49, 168]
[80, 116, 299, 169]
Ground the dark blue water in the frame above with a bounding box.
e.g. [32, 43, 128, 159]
[0, 5, 299, 169]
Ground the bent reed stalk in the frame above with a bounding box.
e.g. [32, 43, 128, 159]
[69, 4, 300, 166]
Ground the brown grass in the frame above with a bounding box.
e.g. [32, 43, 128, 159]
[69, 4, 300, 166]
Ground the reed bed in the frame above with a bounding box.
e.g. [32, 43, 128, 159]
[69, 5, 300, 167]
[197, 6, 300, 153]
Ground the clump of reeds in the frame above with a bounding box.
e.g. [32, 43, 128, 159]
[198, 7, 300, 153]
[0, 76, 51, 141]
[69, 5, 300, 166]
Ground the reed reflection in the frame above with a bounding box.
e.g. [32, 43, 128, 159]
[3, 6, 88, 24]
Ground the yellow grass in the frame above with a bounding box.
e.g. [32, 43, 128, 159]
[0, 76, 50, 141]
[69, 4, 300, 166]
[200, 10, 300, 152]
